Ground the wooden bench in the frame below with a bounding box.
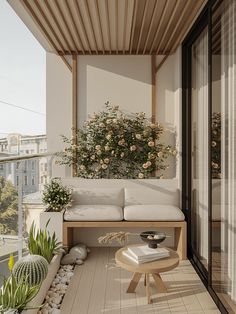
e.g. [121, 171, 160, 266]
[63, 220, 187, 260]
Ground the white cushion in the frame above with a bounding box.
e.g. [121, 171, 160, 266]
[125, 188, 179, 206]
[72, 188, 124, 207]
[124, 205, 185, 221]
[64, 205, 123, 221]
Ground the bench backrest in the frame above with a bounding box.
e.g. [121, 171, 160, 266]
[62, 178, 180, 207]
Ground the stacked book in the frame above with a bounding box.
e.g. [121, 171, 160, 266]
[123, 245, 170, 264]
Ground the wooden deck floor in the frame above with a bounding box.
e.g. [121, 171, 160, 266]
[61, 247, 220, 314]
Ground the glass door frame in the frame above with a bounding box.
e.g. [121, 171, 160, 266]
[182, 0, 228, 313]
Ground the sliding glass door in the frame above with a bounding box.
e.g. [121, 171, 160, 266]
[183, 0, 236, 312]
[191, 27, 209, 273]
[211, 1, 236, 312]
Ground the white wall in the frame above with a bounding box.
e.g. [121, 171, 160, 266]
[46, 53, 72, 177]
[156, 48, 182, 180]
[77, 55, 152, 126]
[76, 51, 182, 179]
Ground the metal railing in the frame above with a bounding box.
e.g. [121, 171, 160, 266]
[0, 152, 56, 163]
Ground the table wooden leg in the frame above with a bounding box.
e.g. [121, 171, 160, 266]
[146, 273, 152, 304]
[152, 273, 167, 293]
[144, 274, 146, 286]
[127, 272, 142, 293]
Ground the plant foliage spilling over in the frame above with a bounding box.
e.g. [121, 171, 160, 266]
[42, 178, 72, 212]
[28, 220, 62, 263]
[0, 255, 39, 313]
[58, 103, 175, 178]
[13, 254, 48, 287]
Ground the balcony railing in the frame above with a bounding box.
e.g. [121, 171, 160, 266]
[0, 152, 55, 281]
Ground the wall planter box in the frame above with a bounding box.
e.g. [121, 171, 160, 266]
[22, 253, 62, 314]
[40, 211, 64, 243]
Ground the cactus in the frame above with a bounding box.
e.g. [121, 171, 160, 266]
[12, 255, 48, 286]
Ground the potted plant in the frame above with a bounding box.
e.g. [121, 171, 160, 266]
[40, 178, 72, 242]
[21, 221, 63, 314]
[0, 255, 40, 314]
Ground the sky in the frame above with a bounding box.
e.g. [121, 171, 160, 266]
[0, 0, 46, 137]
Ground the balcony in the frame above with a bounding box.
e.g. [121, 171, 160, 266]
[1, 0, 236, 313]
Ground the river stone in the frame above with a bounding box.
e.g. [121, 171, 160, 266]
[60, 253, 75, 265]
[69, 244, 87, 260]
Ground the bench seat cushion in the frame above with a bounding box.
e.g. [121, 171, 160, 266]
[124, 205, 185, 221]
[64, 205, 123, 221]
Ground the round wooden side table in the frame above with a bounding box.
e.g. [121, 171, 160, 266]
[115, 245, 179, 304]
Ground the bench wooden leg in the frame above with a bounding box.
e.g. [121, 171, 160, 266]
[63, 226, 73, 251]
[175, 223, 187, 260]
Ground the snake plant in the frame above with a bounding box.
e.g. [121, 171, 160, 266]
[28, 220, 62, 263]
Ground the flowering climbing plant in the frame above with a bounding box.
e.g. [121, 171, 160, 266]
[57, 103, 175, 179]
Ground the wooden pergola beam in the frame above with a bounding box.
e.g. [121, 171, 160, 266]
[54, 0, 80, 54]
[142, 0, 159, 54]
[151, 55, 156, 123]
[115, 0, 119, 54]
[64, 0, 85, 54]
[155, 55, 169, 73]
[105, 0, 112, 54]
[136, 0, 149, 54]
[149, 0, 169, 55]
[129, 0, 138, 54]
[122, 0, 128, 54]
[95, 0, 105, 54]
[156, 1, 178, 54]
[84, 0, 99, 54]
[73, 0, 92, 54]
[44, 0, 72, 54]
[33, 0, 65, 54]
[72, 55, 78, 177]
[163, 1, 191, 54]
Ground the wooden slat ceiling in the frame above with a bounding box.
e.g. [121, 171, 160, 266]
[20, 0, 206, 55]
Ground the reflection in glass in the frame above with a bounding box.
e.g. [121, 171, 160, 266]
[191, 27, 209, 270]
[211, 0, 236, 312]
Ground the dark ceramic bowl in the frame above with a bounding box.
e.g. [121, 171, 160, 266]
[140, 231, 166, 249]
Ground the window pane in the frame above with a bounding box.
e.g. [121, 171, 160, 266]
[191, 27, 209, 270]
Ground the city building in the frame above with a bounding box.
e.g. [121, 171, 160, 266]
[0, 133, 48, 194]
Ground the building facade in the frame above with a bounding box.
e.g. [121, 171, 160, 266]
[0, 134, 48, 195]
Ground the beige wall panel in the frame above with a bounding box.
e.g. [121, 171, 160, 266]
[46, 52, 72, 177]
[77, 55, 152, 126]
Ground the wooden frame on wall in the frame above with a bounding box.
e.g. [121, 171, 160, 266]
[72, 55, 78, 177]
[70, 54, 170, 177]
